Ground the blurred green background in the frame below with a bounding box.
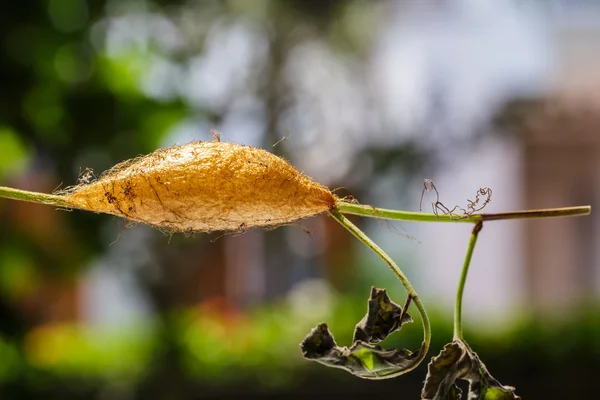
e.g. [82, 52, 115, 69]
[1, 0, 599, 398]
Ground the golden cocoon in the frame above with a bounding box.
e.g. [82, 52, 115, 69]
[65, 141, 337, 232]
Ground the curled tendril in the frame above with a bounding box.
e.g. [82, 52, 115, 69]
[420, 179, 492, 219]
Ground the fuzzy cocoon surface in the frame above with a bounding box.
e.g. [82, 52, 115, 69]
[65, 141, 337, 232]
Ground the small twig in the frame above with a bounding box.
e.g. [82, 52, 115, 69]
[272, 134, 292, 147]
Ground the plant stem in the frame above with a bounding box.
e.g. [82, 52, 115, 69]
[0, 186, 70, 208]
[454, 221, 483, 341]
[479, 207, 591, 221]
[336, 201, 590, 224]
[328, 209, 431, 377]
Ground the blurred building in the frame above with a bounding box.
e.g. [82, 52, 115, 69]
[507, 12, 600, 314]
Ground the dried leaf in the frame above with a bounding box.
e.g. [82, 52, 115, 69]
[353, 287, 413, 344]
[422, 340, 520, 400]
[300, 287, 422, 379]
[421, 342, 471, 399]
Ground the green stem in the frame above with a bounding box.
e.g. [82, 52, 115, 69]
[336, 201, 590, 224]
[0, 186, 70, 208]
[328, 209, 431, 377]
[454, 221, 483, 341]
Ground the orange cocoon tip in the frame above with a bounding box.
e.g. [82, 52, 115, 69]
[64, 141, 337, 232]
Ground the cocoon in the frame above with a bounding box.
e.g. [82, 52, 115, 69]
[64, 141, 337, 232]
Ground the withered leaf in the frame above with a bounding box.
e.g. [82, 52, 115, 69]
[353, 287, 413, 344]
[421, 340, 520, 400]
[300, 323, 422, 379]
[421, 342, 471, 399]
[300, 287, 421, 379]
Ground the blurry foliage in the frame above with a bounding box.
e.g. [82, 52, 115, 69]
[0, 127, 29, 176]
[0, 297, 599, 397]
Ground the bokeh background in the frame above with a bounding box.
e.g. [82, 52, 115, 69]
[1, 0, 599, 398]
